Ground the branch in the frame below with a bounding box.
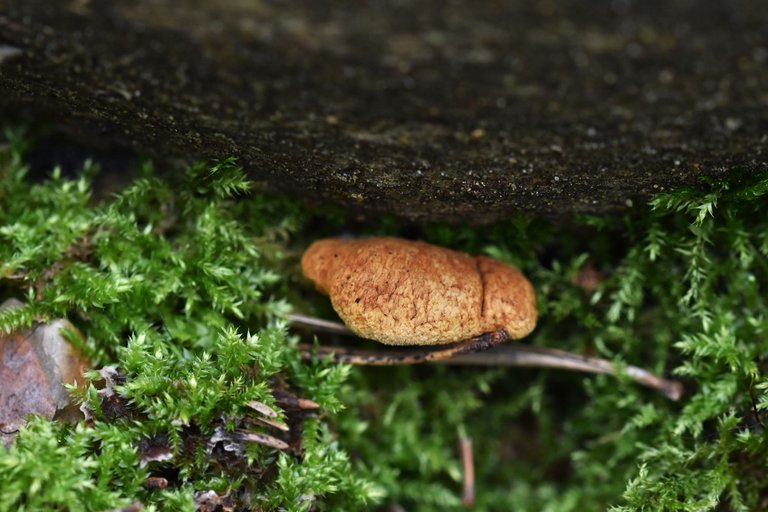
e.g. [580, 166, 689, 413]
[288, 313, 683, 400]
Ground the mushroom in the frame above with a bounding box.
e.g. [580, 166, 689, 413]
[301, 237, 537, 345]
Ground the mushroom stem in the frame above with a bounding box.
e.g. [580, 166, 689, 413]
[288, 313, 683, 401]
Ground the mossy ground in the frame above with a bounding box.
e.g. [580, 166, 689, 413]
[2, 127, 768, 511]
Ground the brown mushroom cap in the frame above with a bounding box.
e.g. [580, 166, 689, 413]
[301, 237, 537, 345]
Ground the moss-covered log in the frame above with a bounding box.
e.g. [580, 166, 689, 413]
[1, 1, 766, 222]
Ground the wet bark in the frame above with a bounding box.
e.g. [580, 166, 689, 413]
[1, 1, 766, 222]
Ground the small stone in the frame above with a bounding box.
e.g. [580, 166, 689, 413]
[0, 299, 90, 446]
[470, 128, 486, 139]
[194, 490, 234, 512]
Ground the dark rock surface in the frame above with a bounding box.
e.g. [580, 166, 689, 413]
[1, 1, 766, 222]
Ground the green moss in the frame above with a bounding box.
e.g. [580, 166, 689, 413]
[2, 126, 768, 510]
[0, 129, 373, 511]
[332, 174, 768, 511]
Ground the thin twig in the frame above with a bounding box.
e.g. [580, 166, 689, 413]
[252, 416, 290, 432]
[288, 313, 684, 400]
[236, 429, 290, 451]
[246, 400, 278, 418]
[272, 389, 320, 411]
[299, 330, 509, 365]
[459, 436, 475, 507]
[448, 345, 683, 401]
[288, 313, 354, 335]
